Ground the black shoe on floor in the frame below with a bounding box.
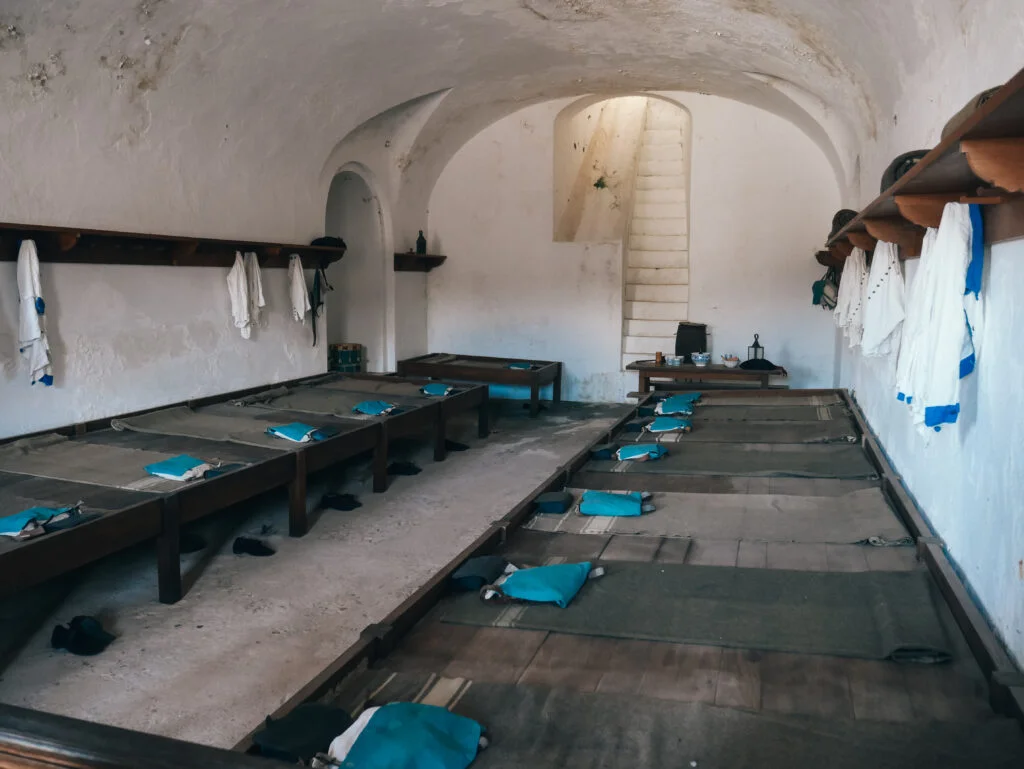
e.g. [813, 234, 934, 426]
[233, 537, 275, 556]
[387, 461, 421, 476]
[321, 493, 362, 511]
[51, 616, 116, 656]
[444, 440, 470, 452]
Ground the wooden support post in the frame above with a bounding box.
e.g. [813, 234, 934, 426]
[288, 451, 309, 537]
[433, 409, 447, 462]
[529, 383, 541, 418]
[478, 392, 491, 439]
[157, 496, 182, 605]
[373, 424, 389, 493]
[552, 363, 563, 404]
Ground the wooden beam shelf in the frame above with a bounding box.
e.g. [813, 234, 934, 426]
[0, 222, 345, 268]
[394, 252, 447, 272]
[824, 65, 1024, 260]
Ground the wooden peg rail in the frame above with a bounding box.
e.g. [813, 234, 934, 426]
[0, 222, 346, 269]
[822, 64, 1024, 263]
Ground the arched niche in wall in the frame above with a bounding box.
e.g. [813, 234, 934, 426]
[324, 163, 393, 372]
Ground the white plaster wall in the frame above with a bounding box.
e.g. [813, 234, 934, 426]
[839, 242, 1024, 667]
[0, 262, 324, 439]
[325, 172, 388, 370]
[394, 273, 428, 365]
[428, 94, 839, 401]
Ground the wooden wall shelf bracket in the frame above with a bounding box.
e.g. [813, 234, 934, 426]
[863, 217, 925, 258]
[846, 231, 878, 252]
[960, 138, 1024, 193]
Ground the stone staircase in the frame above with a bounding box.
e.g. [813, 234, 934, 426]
[621, 100, 690, 370]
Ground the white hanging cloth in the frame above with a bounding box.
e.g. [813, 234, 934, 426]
[244, 251, 266, 330]
[833, 247, 868, 348]
[16, 240, 53, 385]
[226, 251, 251, 339]
[895, 228, 939, 405]
[860, 241, 905, 359]
[907, 202, 979, 432]
[289, 254, 311, 323]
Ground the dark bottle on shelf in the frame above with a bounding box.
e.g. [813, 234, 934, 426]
[416, 230, 427, 254]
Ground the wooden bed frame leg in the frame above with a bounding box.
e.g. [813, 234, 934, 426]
[433, 410, 447, 462]
[288, 451, 309, 538]
[373, 424, 389, 493]
[478, 392, 491, 438]
[553, 363, 563, 404]
[529, 383, 541, 418]
[157, 496, 183, 605]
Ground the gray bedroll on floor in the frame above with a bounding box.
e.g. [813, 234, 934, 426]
[588, 442, 878, 479]
[524, 487, 908, 544]
[322, 673, 1024, 769]
[441, 563, 951, 663]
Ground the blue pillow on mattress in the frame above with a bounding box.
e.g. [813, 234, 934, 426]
[342, 702, 482, 769]
[579, 491, 643, 517]
[266, 423, 327, 443]
[500, 562, 592, 607]
[144, 455, 211, 481]
[352, 400, 397, 417]
[615, 444, 668, 462]
[0, 507, 67, 537]
[506, 362, 532, 370]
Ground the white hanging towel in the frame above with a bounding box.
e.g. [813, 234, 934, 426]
[860, 241, 905, 359]
[16, 240, 53, 386]
[226, 251, 251, 339]
[833, 247, 868, 348]
[288, 254, 311, 323]
[244, 251, 266, 330]
[909, 202, 981, 432]
[895, 228, 939, 405]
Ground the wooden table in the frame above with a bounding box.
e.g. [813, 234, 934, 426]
[626, 360, 787, 392]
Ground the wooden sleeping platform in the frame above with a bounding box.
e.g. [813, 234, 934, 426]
[397, 353, 562, 417]
[0, 373, 489, 604]
[1, 389, 1022, 769]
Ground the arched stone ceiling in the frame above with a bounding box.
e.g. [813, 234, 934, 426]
[0, 0, 1020, 236]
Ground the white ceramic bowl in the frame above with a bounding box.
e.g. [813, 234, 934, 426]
[691, 352, 710, 367]
[721, 356, 740, 369]
[665, 356, 683, 367]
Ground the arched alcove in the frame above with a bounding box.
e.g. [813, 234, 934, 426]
[324, 167, 391, 372]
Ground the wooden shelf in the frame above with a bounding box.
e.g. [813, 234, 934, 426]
[0, 222, 345, 268]
[825, 65, 1024, 261]
[394, 252, 447, 272]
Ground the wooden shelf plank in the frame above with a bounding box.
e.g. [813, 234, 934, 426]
[394, 253, 447, 272]
[0, 222, 345, 268]
[827, 66, 1024, 250]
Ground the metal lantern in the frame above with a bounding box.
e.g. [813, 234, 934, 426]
[748, 334, 764, 361]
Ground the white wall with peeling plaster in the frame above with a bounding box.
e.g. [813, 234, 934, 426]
[427, 93, 839, 402]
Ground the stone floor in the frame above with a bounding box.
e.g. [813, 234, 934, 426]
[0, 400, 626, 747]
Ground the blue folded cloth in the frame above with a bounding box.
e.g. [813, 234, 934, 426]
[615, 444, 668, 461]
[655, 394, 699, 416]
[506, 362, 532, 370]
[420, 382, 454, 397]
[1, 506, 71, 539]
[647, 416, 692, 433]
[265, 422, 328, 443]
[499, 562, 593, 607]
[144, 455, 212, 481]
[342, 702, 482, 769]
[352, 400, 397, 416]
[579, 490, 644, 517]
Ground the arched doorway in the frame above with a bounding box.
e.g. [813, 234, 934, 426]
[325, 169, 389, 372]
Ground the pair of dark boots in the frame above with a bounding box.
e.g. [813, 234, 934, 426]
[51, 616, 116, 656]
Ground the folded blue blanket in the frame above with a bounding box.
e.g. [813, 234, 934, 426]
[647, 416, 692, 433]
[0, 506, 70, 538]
[500, 562, 592, 607]
[420, 382, 454, 397]
[655, 394, 699, 416]
[144, 455, 212, 481]
[265, 422, 327, 443]
[579, 490, 644, 517]
[352, 400, 397, 416]
[506, 362, 532, 370]
[344, 702, 482, 769]
[616, 444, 668, 461]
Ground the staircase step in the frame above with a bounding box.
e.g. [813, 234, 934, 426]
[630, 217, 687, 236]
[627, 250, 688, 269]
[626, 283, 690, 303]
[623, 334, 678, 354]
[636, 188, 688, 204]
[639, 143, 684, 162]
[633, 201, 686, 220]
[636, 175, 688, 190]
[629, 233, 688, 251]
[642, 129, 680, 146]
[624, 319, 680, 338]
[646, 110, 685, 130]
[625, 300, 688, 320]
[626, 267, 689, 285]
[638, 159, 686, 176]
